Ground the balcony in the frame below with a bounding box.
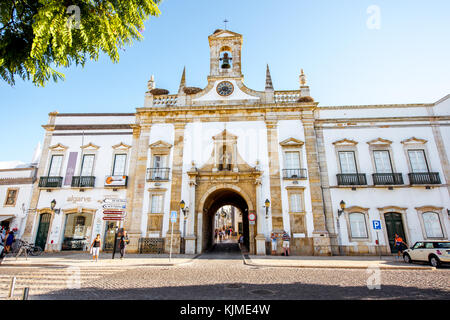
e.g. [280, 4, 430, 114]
[337, 173, 367, 186]
[372, 173, 404, 185]
[71, 176, 96, 188]
[39, 176, 63, 188]
[408, 172, 441, 185]
[283, 169, 307, 179]
[146, 168, 170, 181]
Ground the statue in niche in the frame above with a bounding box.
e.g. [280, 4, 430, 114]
[220, 52, 232, 69]
[219, 145, 232, 170]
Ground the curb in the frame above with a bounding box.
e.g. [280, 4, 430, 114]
[242, 255, 436, 271]
[0, 254, 201, 268]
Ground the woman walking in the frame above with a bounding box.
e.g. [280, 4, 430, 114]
[90, 234, 101, 262]
[119, 230, 129, 259]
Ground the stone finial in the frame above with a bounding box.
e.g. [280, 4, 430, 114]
[265, 64, 274, 91]
[299, 69, 307, 86]
[147, 75, 155, 90]
[178, 67, 186, 93]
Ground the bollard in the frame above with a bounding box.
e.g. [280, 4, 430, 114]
[22, 287, 29, 300]
[8, 276, 16, 298]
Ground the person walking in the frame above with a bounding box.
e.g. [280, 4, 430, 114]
[394, 234, 407, 259]
[282, 231, 290, 256]
[5, 229, 14, 254]
[270, 232, 278, 255]
[90, 234, 101, 262]
[119, 230, 129, 259]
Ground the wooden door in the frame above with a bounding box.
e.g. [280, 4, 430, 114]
[384, 212, 407, 253]
[35, 213, 51, 250]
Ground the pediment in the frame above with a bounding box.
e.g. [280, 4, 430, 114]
[112, 142, 131, 150]
[149, 140, 173, 149]
[280, 138, 304, 147]
[401, 137, 427, 145]
[209, 30, 243, 40]
[49, 143, 68, 151]
[332, 138, 358, 146]
[367, 138, 392, 145]
[81, 142, 100, 150]
[212, 129, 238, 141]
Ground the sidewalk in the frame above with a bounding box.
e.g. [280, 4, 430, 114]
[0, 252, 199, 268]
[244, 255, 437, 270]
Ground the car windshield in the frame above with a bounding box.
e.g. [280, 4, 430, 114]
[434, 242, 450, 249]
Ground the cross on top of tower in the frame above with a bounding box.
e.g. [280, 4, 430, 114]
[223, 19, 229, 30]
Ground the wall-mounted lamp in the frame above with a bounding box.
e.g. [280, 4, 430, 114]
[265, 199, 270, 219]
[337, 200, 346, 218]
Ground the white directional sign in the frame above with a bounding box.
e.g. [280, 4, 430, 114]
[170, 211, 178, 223]
[102, 203, 126, 210]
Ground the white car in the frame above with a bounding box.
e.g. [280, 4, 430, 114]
[403, 241, 450, 267]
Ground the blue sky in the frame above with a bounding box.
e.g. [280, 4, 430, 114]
[1, 0, 449, 162]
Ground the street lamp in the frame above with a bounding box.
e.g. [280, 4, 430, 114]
[336, 200, 346, 256]
[264, 199, 270, 219]
[180, 200, 188, 240]
[50, 199, 56, 211]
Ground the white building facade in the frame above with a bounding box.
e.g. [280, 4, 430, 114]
[20, 29, 449, 256]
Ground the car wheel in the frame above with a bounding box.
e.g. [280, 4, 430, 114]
[403, 253, 412, 264]
[429, 255, 441, 268]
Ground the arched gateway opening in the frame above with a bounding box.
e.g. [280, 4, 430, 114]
[200, 188, 253, 253]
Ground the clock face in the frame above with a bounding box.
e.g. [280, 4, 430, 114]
[216, 81, 234, 96]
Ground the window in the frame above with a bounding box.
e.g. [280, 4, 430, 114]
[285, 151, 301, 169]
[80, 154, 95, 176]
[48, 155, 63, 176]
[4, 189, 18, 206]
[413, 242, 425, 249]
[349, 213, 368, 238]
[150, 195, 163, 214]
[289, 193, 303, 213]
[153, 155, 164, 168]
[373, 150, 393, 173]
[112, 154, 127, 176]
[339, 151, 357, 174]
[408, 150, 428, 173]
[422, 212, 444, 238]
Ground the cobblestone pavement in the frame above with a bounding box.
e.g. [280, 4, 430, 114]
[27, 243, 449, 300]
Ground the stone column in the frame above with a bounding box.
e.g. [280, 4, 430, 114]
[124, 123, 151, 252]
[22, 113, 57, 243]
[255, 178, 266, 255]
[185, 178, 197, 254]
[302, 111, 332, 256]
[165, 122, 186, 254]
[265, 120, 284, 233]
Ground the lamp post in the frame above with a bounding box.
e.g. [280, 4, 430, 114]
[264, 199, 270, 219]
[337, 200, 346, 256]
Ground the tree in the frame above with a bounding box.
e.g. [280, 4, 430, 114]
[0, 0, 161, 86]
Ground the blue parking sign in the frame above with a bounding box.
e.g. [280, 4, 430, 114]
[372, 220, 382, 230]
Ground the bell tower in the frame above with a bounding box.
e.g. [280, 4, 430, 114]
[208, 29, 243, 79]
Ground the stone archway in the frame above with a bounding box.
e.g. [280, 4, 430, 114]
[196, 184, 256, 254]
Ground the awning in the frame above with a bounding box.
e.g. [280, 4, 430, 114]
[0, 215, 14, 223]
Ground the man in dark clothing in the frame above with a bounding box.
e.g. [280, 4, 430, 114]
[119, 230, 129, 259]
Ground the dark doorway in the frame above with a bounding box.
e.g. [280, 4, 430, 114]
[202, 189, 250, 253]
[35, 213, 51, 250]
[384, 212, 407, 253]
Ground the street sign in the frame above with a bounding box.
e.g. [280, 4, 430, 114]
[103, 198, 127, 204]
[103, 204, 126, 210]
[170, 211, 177, 223]
[248, 212, 256, 222]
[102, 217, 124, 221]
[249, 221, 255, 225]
[103, 210, 125, 214]
[372, 220, 382, 230]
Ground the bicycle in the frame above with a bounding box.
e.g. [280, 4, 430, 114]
[15, 240, 43, 258]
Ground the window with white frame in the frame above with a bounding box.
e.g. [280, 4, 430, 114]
[48, 155, 63, 176]
[422, 212, 444, 238]
[285, 151, 301, 169]
[373, 150, 393, 173]
[150, 195, 163, 214]
[80, 154, 95, 176]
[408, 150, 429, 173]
[112, 154, 127, 176]
[289, 193, 303, 213]
[338, 151, 357, 174]
[348, 212, 368, 238]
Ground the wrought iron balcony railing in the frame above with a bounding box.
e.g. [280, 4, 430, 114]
[283, 169, 307, 179]
[39, 176, 63, 188]
[408, 172, 441, 185]
[372, 173, 404, 185]
[337, 173, 367, 186]
[71, 176, 96, 188]
[147, 168, 170, 181]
